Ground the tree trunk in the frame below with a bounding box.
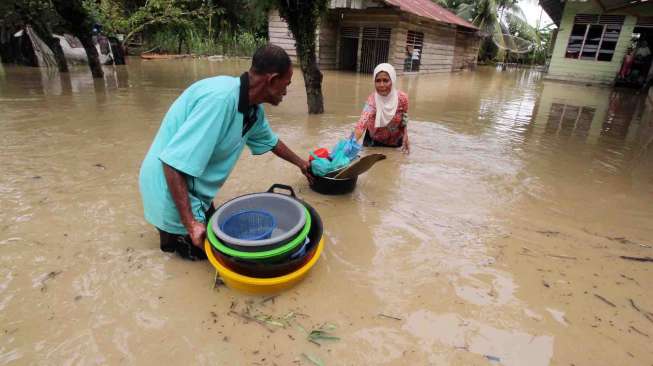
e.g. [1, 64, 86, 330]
[300, 54, 324, 114]
[31, 23, 68, 72]
[77, 33, 103, 78]
[51, 0, 103, 78]
[47, 37, 69, 72]
[109, 37, 126, 65]
[276, 1, 328, 114]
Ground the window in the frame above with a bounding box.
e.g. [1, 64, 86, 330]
[360, 27, 391, 73]
[564, 14, 624, 62]
[405, 31, 424, 72]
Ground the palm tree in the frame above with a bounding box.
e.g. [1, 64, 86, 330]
[435, 0, 536, 61]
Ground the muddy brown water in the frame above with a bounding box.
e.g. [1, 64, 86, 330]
[1, 59, 652, 365]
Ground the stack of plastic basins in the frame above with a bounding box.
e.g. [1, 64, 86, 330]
[205, 184, 324, 295]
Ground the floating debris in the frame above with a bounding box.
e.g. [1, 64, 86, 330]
[594, 294, 616, 308]
[485, 354, 501, 363]
[620, 256, 653, 263]
[378, 313, 403, 321]
[629, 298, 653, 323]
[307, 323, 339, 345]
[302, 352, 325, 366]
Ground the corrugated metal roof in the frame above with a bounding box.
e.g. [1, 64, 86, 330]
[383, 0, 478, 29]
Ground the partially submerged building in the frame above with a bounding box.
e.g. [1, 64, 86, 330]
[541, 0, 653, 85]
[269, 0, 481, 74]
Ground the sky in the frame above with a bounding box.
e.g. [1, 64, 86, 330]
[519, 1, 555, 28]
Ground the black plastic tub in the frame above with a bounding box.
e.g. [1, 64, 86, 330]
[309, 172, 357, 195]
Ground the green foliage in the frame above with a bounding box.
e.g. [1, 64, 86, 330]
[83, 0, 218, 46]
[212, 0, 273, 37]
[434, 0, 553, 64]
[144, 27, 265, 55]
[78, 0, 269, 55]
[0, 0, 64, 33]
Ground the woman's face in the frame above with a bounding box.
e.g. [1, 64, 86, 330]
[375, 71, 392, 96]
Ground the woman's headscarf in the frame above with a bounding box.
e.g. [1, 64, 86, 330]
[373, 63, 398, 129]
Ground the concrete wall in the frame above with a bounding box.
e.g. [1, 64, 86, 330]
[546, 0, 636, 85]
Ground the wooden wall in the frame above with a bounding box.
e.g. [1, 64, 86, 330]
[318, 15, 338, 70]
[394, 19, 458, 73]
[268, 10, 298, 63]
[453, 29, 480, 71]
[268, 9, 479, 74]
[268, 10, 339, 70]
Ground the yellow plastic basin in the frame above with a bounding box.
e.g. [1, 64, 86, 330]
[205, 237, 324, 295]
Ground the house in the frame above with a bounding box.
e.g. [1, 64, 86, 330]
[268, 0, 480, 74]
[540, 0, 653, 85]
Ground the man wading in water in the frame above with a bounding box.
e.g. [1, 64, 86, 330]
[139, 44, 311, 260]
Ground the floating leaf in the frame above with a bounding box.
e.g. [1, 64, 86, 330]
[320, 323, 337, 332]
[254, 314, 287, 328]
[302, 352, 325, 366]
[308, 330, 340, 342]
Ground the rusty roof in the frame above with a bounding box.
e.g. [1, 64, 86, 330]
[383, 0, 478, 29]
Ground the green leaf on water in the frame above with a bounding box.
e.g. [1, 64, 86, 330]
[266, 320, 286, 327]
[306, 323, 340, 344]
[302, 352, 325, 366]
[253, 314, 287, 328]
[320, 323, 337, 332]
[308, 330, 340, 341]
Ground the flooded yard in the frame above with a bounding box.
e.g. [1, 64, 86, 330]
[1, 59, 652, 365]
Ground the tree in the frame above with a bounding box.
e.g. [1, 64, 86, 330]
[0, 0, 69, 72]
[51, 0, 104, 78]
[435, 0, 535, 61]
[274, 0, 328, 114]
[83, 0, 217, 50]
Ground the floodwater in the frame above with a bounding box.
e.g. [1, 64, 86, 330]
[1, 59, 652, 366]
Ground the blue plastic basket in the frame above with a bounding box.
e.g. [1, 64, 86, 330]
[220, 210, 276, 241]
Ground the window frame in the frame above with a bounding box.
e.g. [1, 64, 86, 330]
[564, 15, 623, 62]
[405, 30, 425, 72]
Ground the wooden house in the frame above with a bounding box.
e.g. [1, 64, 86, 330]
[268, 0, 481, 74]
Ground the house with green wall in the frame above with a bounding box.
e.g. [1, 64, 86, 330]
[540, 0, 653, 85]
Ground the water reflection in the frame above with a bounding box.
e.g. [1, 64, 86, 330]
[403, 310, 554, 366]
[602, 90, 640, 139]
[0, 64, 130, 98]
[535, 82, 646, 142]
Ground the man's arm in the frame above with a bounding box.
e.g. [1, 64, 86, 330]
[272, 139, 313, 183]
[162, 163, 206, 248]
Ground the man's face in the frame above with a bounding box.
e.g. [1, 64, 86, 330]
[266, 67, 293, 106]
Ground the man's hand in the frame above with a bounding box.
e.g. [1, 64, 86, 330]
[272, 139, 314, 184]
[187, 219, 207, 248]
[299, 160, 314, 184]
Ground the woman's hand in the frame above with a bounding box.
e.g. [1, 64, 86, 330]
[401, 134, 410, 154]
[353, 128, 364, 141]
